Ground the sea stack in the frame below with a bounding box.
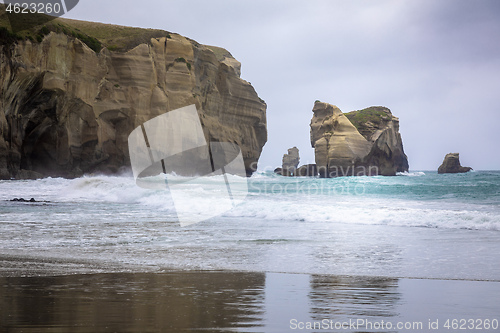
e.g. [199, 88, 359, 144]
[281, 147, 300, 176]
[438, 153, 472, 174]
[310, 101, 409, 177]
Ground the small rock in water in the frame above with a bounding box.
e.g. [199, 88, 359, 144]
[438, 153, 472, 174]
[10, 198, 37, 202]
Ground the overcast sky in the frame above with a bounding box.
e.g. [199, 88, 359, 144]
[63, 0, 500, 171]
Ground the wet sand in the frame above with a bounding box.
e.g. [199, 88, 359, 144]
[1, 263, 499, 333]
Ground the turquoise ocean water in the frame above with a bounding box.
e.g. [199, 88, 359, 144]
[0, 170, 499, 279]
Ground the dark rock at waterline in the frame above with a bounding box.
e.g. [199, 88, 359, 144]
[275, 164, 318, 177]
[14, 170, 44, 180]
[11, 198, 37, 202]
[438, 153, 472, 174]
[296, 164, 318, 177]
[9, 197, 51, 203]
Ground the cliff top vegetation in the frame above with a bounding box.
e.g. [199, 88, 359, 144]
[0, 4, 173, 52]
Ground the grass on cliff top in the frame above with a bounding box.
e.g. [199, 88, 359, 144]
[344, 106, 391, 131]
[55, 18, 171, 52]
[0, 4, 172, 52]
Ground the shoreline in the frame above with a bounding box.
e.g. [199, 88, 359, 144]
[2, 253, 500, 283]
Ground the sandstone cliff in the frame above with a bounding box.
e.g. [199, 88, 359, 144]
[0, 9, 267, 179]
[438, 153, 472, 174]
[310, 102, 408, 177]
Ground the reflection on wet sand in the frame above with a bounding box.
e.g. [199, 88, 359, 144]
[1, 271, 499, 332]
[309, 275, 400, 319]
[0, 272, 266, 333]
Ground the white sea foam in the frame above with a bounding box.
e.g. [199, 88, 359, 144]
[223, 194, 500, 231]
[396, 171, 426, 177]
[1, 172, 499, 232]
[2, 173, 500, 279]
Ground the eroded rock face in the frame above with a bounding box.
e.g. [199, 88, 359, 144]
[310, 102, 408, 177]
[0, 29, 267, 179]
[438, 153, 472, 174]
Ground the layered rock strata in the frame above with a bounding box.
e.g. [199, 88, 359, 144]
[0, 15, 267, 179]
[310, 102, 408, 177]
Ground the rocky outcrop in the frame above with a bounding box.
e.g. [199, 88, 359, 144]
[0, 13, 266, 179]
[281, 147, 300, 176]
[438, 153, 472, 174]
[10, 198, 36, 202]
[296, 164, 318, 177]
[310, 102, 408, 177]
